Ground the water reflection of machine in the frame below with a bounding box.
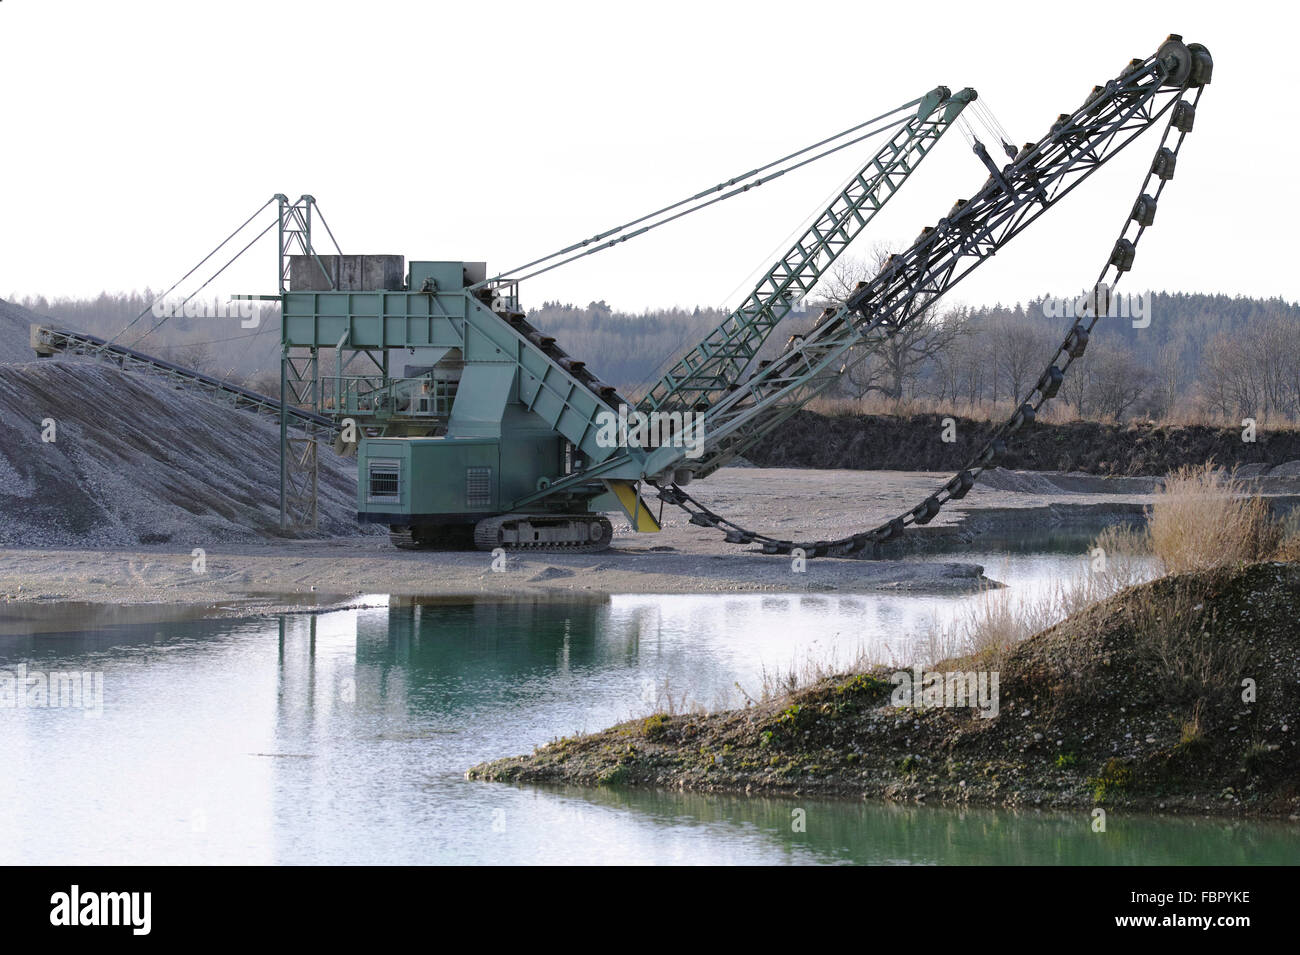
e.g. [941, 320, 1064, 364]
[274, 599, 613, 725]
[362, 599, 609, 684]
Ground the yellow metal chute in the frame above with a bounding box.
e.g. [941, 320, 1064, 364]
[602, 480, 661, 532]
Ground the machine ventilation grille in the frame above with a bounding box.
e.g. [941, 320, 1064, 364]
[466, 467, 492, 509]
[367, 459, 401, 503]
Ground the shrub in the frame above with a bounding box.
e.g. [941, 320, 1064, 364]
[1147, 463, 1280, 574]
[1089, 758, 1133, 803]
[1177, 703, 1206, 751]
[641, 713, 670, 740]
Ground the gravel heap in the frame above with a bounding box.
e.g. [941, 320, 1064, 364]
[0, 298, 46, 365]
[0, 359, 371, 547]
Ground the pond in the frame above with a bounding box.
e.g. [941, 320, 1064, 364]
[2, 552, 1294, 864]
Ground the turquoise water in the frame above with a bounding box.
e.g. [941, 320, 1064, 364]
[1, 555, 1295, 865]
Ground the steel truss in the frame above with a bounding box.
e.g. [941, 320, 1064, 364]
[641, 87, 976, 416]
[660, 39, 1212, 555]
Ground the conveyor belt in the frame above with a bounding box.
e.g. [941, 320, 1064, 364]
[31, 325, 337, 432]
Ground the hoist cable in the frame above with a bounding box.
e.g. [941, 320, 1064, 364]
[473, 99, 923, 288]
[101, 197, 276, 349]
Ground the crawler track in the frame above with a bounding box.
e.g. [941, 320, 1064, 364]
[472, 514, 614, 553]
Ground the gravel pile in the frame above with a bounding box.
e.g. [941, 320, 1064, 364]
[0, 360, 372, 547]
[0, 298, 46, 365]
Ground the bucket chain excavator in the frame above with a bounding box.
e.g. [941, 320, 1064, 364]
[33, 35, 1211, 557]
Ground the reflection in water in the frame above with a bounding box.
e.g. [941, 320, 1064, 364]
[565, 787, 1299, 866]
[1, 565, 1294, 864]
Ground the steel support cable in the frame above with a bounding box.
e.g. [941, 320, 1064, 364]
[972, 98, 1014, 153]
[956, 114, 977, 150]
[100, 197, 276, 349]
[656, 77, 1203, 558]
[495, 115, 918, 288]
[313, 205, 345, 256]
[718, 124, 901, 318]
[233, 310, 278, 365]
[128, 216, 280, 347]
[472, 100, 922, 289]
[138, 327, 270, 349]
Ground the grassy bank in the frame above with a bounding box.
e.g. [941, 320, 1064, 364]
[469, 467, 1300, 818]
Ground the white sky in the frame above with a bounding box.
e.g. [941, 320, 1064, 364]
[1, 0, 1293, 315]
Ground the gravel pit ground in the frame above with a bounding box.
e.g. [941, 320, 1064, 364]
[8, 465, 1300, 608]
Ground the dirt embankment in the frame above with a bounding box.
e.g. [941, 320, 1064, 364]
[469, 561, 1300, 818]
[747, 411, 1300, 477]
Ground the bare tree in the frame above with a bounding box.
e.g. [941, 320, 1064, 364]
[1150, 341, 1184, 419]
[1088, 342, 1151, 420]
[161, 342, 214, 374]
[986, 315, 1057, 405]
[817, 250, 967, 402]
[1201, 331, 1259, 419]
[1059, 344, 1096, 417]
[1198, 315, 1300, 420]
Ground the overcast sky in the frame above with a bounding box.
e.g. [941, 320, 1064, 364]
[2, 0, 1292, 316]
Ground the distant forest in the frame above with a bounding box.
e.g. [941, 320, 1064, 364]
[522, 288, 1300, 423]
[14, 290, 283, 388]
[15, 269, 1300, 423]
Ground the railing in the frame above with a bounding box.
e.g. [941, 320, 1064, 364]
[322, 375, 454, 419]
[484, 280, 520, 314]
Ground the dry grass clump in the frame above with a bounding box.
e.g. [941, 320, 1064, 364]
[1147, 463, 1281, 574]
[742, 522, 1158, 695]
[921, 523, 1153, 669]
[656, 463, 1298, 713]
[931, 463, 1295, 671]
[1119, 579, 1253, 702]
[1272, 510, 1300, 563]
[750, 641, 880, 704]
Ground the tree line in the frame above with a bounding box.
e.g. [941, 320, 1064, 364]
[15, 269, 1300, 423]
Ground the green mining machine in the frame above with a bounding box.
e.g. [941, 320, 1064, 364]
[268, 35, 1209, 556]
[273, 86, 972, 549]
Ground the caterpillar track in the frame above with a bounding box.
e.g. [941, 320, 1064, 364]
[388, 525, 476, 550]
[471, 514, 614, 553]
